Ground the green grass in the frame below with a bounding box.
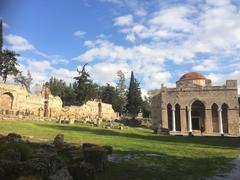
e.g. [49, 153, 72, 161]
[0, 120, 239, 180]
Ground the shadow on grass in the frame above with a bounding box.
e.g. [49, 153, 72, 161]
[36, 123, 240, 149]
[97, 149, 234, 180]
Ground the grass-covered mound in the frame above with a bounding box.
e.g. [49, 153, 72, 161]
[0, 120, 239, 180]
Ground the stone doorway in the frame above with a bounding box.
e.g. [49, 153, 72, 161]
[192, 116, 200, 130]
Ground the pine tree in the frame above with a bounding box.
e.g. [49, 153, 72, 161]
[14, 70, 33, 92]
[126, 71, 142, 118]
[0, 49, 20, 82]
[116, 70, 127, 115]
[74, 64, 97, 106]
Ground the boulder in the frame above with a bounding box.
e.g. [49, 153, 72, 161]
[68, 162, 95, 180]
[48, 167, 73, 180]
[7, 133, 22, 142]
[53, 134, 64, 149]
[83, 146, 107, 172]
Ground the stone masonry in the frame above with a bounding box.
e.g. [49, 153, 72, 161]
[151, 72, 240, 136]
[0, 82, 117, 122]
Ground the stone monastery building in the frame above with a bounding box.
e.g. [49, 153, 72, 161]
[151, 72, 240, 136]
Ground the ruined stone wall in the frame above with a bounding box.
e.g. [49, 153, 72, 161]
[0, 83, 117, 122]
[58, 101, 117, 122]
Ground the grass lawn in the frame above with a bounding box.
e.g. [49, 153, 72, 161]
[0, 120, 239, 180]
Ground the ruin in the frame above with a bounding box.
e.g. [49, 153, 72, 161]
[0, 82, 117, 122]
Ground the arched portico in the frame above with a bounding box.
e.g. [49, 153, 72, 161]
[211, 103, 219, 133]
[187, 100, 205, 134]
[191, 100, 205, 131]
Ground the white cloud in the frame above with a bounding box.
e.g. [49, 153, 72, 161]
[3, 22, 8, 28]
[114, 14, 133, 26]
[5, 34, 34, 51]
[192, 59, 219, 72]
[73, 31, 86, 38]
[149, 6, 196, 33]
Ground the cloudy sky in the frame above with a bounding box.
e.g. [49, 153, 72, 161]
[1, 0, 240, 93]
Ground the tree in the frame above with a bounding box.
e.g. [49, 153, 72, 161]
[116, 70, 127, 115]
[100, 83, 115, 104]
[63, 84, 76, 106]
[74, 64, 97, 105]
[142, 96, 151, 118]
[14, 70, 33, 92]
[126, 71, 142, 118]
[0, 49, 20, 82]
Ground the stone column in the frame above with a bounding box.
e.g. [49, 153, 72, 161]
[188, 108, 192, 133]
[218, 108, 224, 135]
[180, 108, 187, 133]
[172, 107, 176, 131]
[161, 108, 168, 129]
[205, 108, 213, 134]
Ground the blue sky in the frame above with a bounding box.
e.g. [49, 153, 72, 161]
[1, 0, 240, 94]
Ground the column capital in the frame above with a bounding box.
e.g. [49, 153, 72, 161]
[187, 108, 191, 112]
[172, 107, 175, 111]
[218, 108, 222, 112]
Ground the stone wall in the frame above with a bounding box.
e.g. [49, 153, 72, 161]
[0, 83, 117, 122]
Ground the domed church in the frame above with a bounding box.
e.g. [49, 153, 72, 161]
[151, 72, 240, 136]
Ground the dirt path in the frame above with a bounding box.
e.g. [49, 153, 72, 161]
[210, 156, 240, 180]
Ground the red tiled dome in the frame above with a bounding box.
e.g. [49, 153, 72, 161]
[179, 72, 207, 81]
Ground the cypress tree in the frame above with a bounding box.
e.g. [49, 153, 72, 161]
[126, 71, 142, 119]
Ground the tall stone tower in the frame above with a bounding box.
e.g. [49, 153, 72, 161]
[0, 20, 2, 52]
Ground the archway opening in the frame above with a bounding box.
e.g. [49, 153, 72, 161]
[98, 103, 102, 118]
[191, 100, 205, 131]
[222, 103, 229, 133]
[211, 103, 219, 133]
[167, 104, 172, 130]
[0, 92, 14, 110]
[175, 104, 181, 131]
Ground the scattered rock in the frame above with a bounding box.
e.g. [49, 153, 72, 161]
[83, 145, 107, 172]
[7, 133, 22, 142]
[82, 143, 97, 150]
[68, 162, 95, 180]
[53, 134, 64, 149]
[103, 145, 113, 155]
[48, 167, 73, 180]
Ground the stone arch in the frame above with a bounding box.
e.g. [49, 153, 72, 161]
[211, 103, 219, 133]
[189, 98, 206, 107]
[191, 100, 205, 131]
[167, 103, 172, 130]
[222, 103, 229, 133]
[0, 92, 14, 110]
[175, 104, 181, 131]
